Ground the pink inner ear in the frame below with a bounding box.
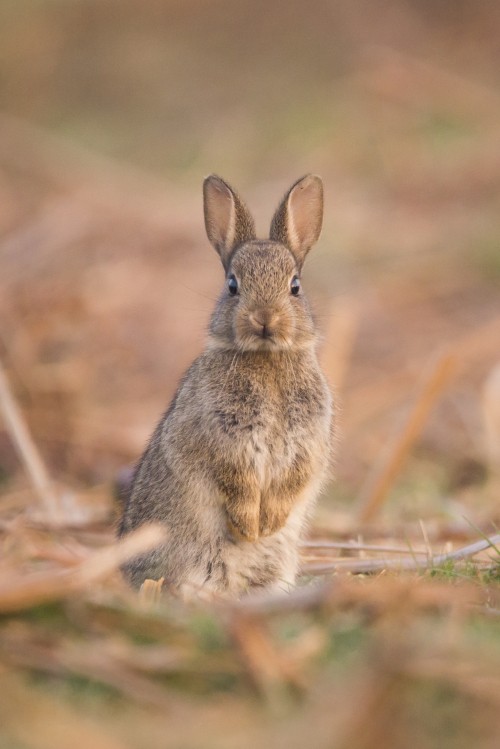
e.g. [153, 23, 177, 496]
[205, 179, 235, 249]
[288, 177, 323, 251]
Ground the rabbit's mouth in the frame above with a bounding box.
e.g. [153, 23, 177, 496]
[236, 330, 294, 352]
[239, 334, 292, 352]
[235, 310, 294, 351]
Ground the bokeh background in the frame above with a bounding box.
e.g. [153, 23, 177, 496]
[1, 2, 500, 748]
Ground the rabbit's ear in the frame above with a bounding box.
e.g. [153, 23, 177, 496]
[270, 175, 323, 268]
[203, 175, 256, 269]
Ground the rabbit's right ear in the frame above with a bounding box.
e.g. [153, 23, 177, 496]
[203, 175, 256, 270]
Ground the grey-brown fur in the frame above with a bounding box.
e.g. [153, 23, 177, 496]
[119, 174, 334, 596]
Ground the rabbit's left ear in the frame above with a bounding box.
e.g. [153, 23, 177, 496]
[270, 175, 323, 268]
[203, 175, 256, 270]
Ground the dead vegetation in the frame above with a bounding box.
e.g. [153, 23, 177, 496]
[1, 2, 500, 747]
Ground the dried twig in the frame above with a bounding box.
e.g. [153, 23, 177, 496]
[303, 532, 500, 575]
[139, 577, 165, 604]
[302, 540, 429, 555]
[0, 524, 165, 613]
[321, 296, 360, 392]
[0, 356, 60, 522]
[347, 315, 500, 436]
[357, 352, 455, 523]
[482, 361, 500, 470]
[229, 612, 301, 705]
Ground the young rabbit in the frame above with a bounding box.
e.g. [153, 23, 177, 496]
[119, 174, 334, 596]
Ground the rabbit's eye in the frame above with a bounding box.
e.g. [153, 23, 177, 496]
[228, 274, 238, 295]
[290, 276, 301, 296]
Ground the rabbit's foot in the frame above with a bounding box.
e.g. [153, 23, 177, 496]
[226, 507, 259, 543]
[259, 504, 289, 537]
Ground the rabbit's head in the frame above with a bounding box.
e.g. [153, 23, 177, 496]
[204, 175, 323, 352]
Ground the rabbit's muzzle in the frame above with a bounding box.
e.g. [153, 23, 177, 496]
[248, 310, 279, 339]
[234, 306, 293, 351]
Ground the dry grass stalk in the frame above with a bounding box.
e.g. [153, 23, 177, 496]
[0, 356, 61, 522]
[0, 524, 165, 613]
[0, 634, 176, 710]
[139, 577, 165, 604]
[66, 654, 174, 710]
[321, 295, 360, 392]
[302, 540, 429, 555]
[346, 315, 500, 441]
[482, 361, 500, 471]
[229, 612, 302, 704]
[235, 571, 481, 619]
[357, 352, 456, 523]
[302, 532, 500, 575]
[230, 580, 336, 616]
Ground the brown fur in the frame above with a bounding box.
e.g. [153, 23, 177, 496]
[119, 175, 334, 597]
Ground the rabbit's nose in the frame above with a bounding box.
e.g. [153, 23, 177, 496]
[249, 311, 279, 338]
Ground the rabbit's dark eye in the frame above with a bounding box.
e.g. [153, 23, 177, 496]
[290, 276, 301, 296]
[228, 274, 238, 295]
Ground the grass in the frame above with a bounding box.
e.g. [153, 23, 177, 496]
[0, 542, 500, 747]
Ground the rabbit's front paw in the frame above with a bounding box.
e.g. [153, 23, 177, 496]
[259, 502, 289, 537]
[226, 506, 259, 543]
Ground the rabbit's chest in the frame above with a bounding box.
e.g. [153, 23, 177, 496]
[216, 386, 311, 437]
[214, 383, 325, 481]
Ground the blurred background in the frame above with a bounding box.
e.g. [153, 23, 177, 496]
[1, 2, 500, 747]
[1, 0, 499, 522]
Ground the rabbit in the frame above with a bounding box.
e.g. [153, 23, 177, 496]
[118, 174, 334, 597]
